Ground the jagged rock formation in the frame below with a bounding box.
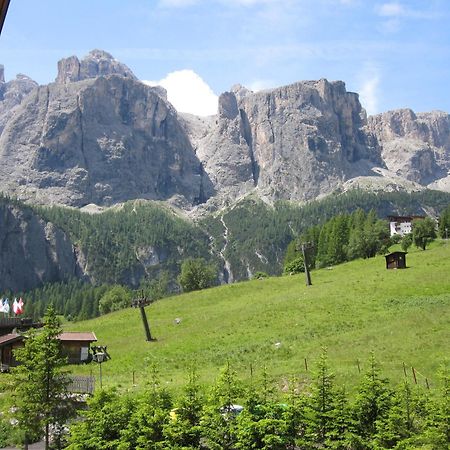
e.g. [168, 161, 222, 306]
[55, 49, 136, 84]
[0, 201, 80, 291]
[0, 66, 38, 133]
[189, 79, 381, 205]
[367, 109, 450, 190]
[0, 57, 213, 207]
[0, 50, 449, 212]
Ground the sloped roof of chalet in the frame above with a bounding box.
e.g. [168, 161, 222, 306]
[0, 333, 24, 346]
[0, 332, 97, 346]
[58, 332, 97, 342]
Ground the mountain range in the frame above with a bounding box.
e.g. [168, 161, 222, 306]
[0, 49, 449, 214]
[1, 50, 450, 293]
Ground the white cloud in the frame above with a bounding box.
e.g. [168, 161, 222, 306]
[144, 70, 218, 116]
[376, 2, 438, 19]
[357, 65, 381, 115]
[248, 79, 275, 92]
[378, 2, 404, 17]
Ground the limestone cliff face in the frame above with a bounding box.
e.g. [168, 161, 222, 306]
[191, 79, 380, 203]
[367, 109, 450, 187]
[0, 201, 80, 291]
[0, 73, 213, 207]
[1, 50, 450, 212]
[0, 67, 38, 134]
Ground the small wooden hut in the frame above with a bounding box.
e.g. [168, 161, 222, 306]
[385, 251, 407, 269]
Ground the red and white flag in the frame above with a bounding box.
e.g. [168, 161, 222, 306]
[13, 297, 24, 315]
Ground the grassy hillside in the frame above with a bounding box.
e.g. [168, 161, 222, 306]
[66, 241, 450, 393]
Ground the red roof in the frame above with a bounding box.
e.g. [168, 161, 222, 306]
[58, 332, 97, 342]
[0, 333, 23, 346]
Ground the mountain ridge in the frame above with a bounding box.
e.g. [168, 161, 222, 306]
[0, 50, 449, 212]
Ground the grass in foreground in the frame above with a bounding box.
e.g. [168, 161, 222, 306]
[66, 241, 450, 393]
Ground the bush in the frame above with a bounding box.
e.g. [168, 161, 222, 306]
[99, 285, 132, 315]
[400, 233, 413, 252]
[253, 271, 269, 279]
[284, 256, 305, 275]
[178, 258, 217, 292]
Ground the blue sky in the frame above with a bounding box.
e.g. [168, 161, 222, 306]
[1, 0, 449, 116]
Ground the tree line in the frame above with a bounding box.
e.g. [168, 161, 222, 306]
[4, 312, 447, 450]
[68, 354, 448, 449]
[284, 208, 443, 274]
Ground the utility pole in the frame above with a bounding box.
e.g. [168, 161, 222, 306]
[131, 291, 156, 342]
[300, 242, 313, 286]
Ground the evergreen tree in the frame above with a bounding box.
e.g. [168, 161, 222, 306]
[326, 215, 349, 265]
[307, 348, 342, 447]
[236, 368, 288, 450]
[164, 367, 204, 449]
[282, 376, 308, 449]
[120, 364, 173, 449]
[352, 354, 393, 445]
[67, 388, 135, 449]
[201, 362, 244, 450]
[438, 204, 450, 239]
[12, 306, 75, 449]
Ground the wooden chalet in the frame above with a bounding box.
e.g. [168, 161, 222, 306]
[0, 331, 97, 372]
[385, 251, 407, 270]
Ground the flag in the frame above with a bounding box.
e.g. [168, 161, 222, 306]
[2, 298, 10, 314]
[13, 297, 24, 315]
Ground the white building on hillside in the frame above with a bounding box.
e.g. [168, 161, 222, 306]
[388, 215, 425, 237]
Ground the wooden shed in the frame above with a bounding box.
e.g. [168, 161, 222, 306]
[59, 332, 97, 364]
[385, 251, 407, 269]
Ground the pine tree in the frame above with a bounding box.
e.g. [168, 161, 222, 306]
[164, 366, 204, 448]
[201, 362, 244, 450]
[235, 368, 288, 450]
[438, 205, 450, 238]
[12, 306, 75, 449]
[307, 348, 339, 447]
[352, 354, 393, 445]
[120, 364, 173, 449]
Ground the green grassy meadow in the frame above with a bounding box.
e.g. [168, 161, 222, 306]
[66, 241, 450, 393]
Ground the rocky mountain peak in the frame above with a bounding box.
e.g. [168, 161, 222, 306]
[56, 49, 136, 84]
[230, 84, 252, 103]
[0, 68, 38, 134]
[218, 91, 239, 120]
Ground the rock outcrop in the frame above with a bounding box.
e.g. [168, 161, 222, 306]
[0, 200, 80, 291]
[190, 79, 381, 204]
[55, 49, 136, 84]
[367, 109, 450, 187]
[0, 73, 213, 207]
[0, 67, 38, 134]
